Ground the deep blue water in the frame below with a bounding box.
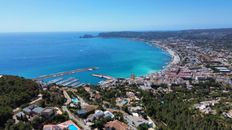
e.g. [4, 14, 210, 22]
[0, 32, 171, 84]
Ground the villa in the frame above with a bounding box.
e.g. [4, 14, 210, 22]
[22, 105, 44, 115]
[224, 109, 232, 119]
[194, 99, 220, 114]
[124, 115, 153, 128]
[86, 110, 114, 122]
[116, 98, 129, 107]
[76, 105, 96, 118]
[215, 66, 231, 73]
[15, 111, 26, 119]
[41, 108, 55, 118]
[105, 120, 131, 130]
[43, 120, 81, 130]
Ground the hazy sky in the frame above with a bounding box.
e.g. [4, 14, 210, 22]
[0, 0, 232, 32]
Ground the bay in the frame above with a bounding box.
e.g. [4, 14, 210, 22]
[0, 32, 171, 84]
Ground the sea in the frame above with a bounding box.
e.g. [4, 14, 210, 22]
[0, 32, 171, 84]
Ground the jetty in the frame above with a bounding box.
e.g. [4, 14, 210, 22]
[33, 67, 98, 81]
[92, 74, 114, 80]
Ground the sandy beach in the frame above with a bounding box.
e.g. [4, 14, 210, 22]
[129, 38, 181, 75]
[148, 40, 180, 71]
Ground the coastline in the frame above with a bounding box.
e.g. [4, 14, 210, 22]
[128, 38, 180, 75]
[149, 40, 180, 72]
[100, 38, 181, 86]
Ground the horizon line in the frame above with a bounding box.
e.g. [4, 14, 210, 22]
[0, 27, 232, 33]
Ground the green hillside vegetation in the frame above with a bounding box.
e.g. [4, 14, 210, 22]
[76, 80, 232, 130]
[0, 75, 39, 129]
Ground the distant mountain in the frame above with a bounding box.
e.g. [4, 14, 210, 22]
[98, 28, 232, 49]
[99, 28, 232, 39]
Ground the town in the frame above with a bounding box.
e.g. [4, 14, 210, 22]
[1, 29, 232, 130]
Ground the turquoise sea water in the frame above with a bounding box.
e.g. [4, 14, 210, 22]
[0, 32, 171, 84]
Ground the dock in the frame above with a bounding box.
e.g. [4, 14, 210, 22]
[47, 77, 64, 84]
[92, 74, 114, 80]
[70, 82, 81, 87]
[72, 83, 84, 88]
[33, 67, 98, 81]
[62, 79, 79, 86]
[46, 77, 82, 87]
[56, 78, 75, 85]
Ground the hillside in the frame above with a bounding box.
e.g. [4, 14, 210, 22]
[0, 75, 40, 129]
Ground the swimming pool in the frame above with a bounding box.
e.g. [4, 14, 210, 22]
[71, 98, 79, 104]
[68, 124, 78, 130]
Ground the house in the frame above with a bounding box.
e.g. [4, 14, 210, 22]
[23, 105, 45, 115]
[215, 67, 231, 73]
[23, 107, 32, 115]
[76, 109, 88, 118]
[41, 108, 54, 118]
[128, 106, 143, 114]
[105, 120, 131, 130]
[76, 105, 96, 118]
[104, 111, 114, 119]
[43, 120, 81, 130]
[15, 112, 26, 119]
[94, 110, 104, 118]
[86, 110, 114, 122]
[224, 109, 232, 118]
[43, 125, 62, 130]
[126, 92, 135, 98]
[125, 115, 153, 128]
[116, 98, 128, 107]
[32, 106, 45, 115]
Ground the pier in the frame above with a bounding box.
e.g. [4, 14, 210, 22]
[47, 77, 64, 84]
[70, 82, 81, 87]
[57, 78, 76, 85]
[92, 74, 114, 80]
[62, 79, 79, 86]
[33, 67, 98, 81]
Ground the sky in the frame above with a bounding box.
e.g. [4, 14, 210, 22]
[0, 0, 232, 32]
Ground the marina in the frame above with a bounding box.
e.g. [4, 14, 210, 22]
[70, 82, 81, 87]
[46, 77, 82, 88]
[47, 77, 64, 84]
[62, 79, 79, 86]
[56, 78, 75, 85]
[0, 33, 172, 84]
[74, 83, 85, 88]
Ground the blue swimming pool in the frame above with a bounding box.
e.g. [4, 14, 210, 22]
[68, 124, 78, 130]
[71, 98, 79, 104]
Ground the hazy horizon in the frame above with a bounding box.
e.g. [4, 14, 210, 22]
[0, 0, 232, 32]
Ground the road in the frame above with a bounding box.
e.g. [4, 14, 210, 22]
[62, 106, 91, 130]
[62, 89, 91, 130]
[29, 94, 43, 105]
[63, 90, 71, 105]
